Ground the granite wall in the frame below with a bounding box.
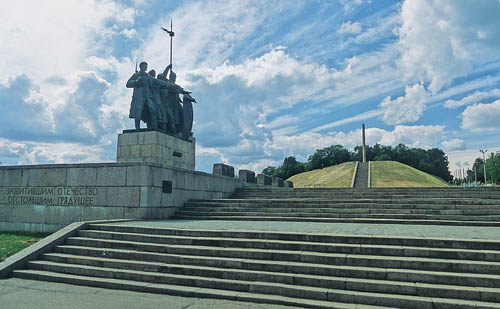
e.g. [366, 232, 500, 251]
[0, 162, 250, 233]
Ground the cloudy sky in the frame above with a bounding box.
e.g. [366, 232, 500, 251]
[1, 0, 499, 174]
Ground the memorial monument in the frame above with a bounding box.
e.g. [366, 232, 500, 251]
[0, 21, 255, 233]
[119, 22, 197, 170]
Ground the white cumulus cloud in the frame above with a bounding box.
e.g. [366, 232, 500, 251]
[397, 0, 500, 93]
[379, 84, 430, 125]
[461, 99, 500, 131]
[441, 139, 466, 152]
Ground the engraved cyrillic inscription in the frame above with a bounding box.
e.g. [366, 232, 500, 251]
[3, 186, 99, 206]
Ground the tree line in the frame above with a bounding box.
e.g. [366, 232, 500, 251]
[469, 152, 500, 185]
[262, 144, 453, 182]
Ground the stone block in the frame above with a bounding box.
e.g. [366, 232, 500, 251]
[238, 170, 256, 183]
[93, 187, 108, 206]
[272, 177, 284, 187]
[0, 204, 14, 220]
[11, 204, 48, 224]
[4, 169, 29, 186]
[117, 134, 126, 147]
[118, 131, 195, 171]
[126, 165, 152, 186]
[213, 163, 235, 177]
[141, 145, 152, 158]
[66, 167, 98, 186]
[151, 144, 160, 158]
[153, 167, 174, 187]
[161, 190, 175, 207]
[27, 168, 66, 186]
[0, 169, 5, 187]
[97, 166, 127, 186]
[117, 146, 129, 159]
[147, 206, 171, 220]
[184, 172, 195, 189]
[147, 187, 163, 207]
[144, 131, 158, 144]
[174, 171, 185, 189]
[284, 180, 294, 188]
[140, 186, 148, 207]
[137, 132, 146, 144]
[0, 222, 29, 232]
[106, 186, 140, 207]
[124, 206, 147, 219]
[83, 206, 124, 221]
[44, 206, 82, 225]
[173, 189, 188, 207]
[129, 145, 140, 158]
[257, 174, 272, 186]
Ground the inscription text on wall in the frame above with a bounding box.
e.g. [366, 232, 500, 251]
[3, 187, 99, 206]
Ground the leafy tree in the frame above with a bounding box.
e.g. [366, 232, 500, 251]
[280, 156, 306, 179]
[262, 166, 277, 176]
[307, 145, 351, 170]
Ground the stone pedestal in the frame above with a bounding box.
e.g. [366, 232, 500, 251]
[272, 177, 284, 187]
[117, 129, 195, 170]
[257, 174, 272, 186]
[213, 163, 234, 178]
[239, 170, 256, 183]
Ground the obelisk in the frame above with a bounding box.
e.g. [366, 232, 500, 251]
[362, 123, 366, 163]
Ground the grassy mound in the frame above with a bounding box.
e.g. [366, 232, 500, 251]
[370, 161, 449, 187]
[286, 161, 450, 188]
[287, 162, 355, 188]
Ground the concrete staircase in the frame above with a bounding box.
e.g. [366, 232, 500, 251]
[353, 162, 369, 188]
[172, 187, 500, 226]
[12, 223, 500, 308]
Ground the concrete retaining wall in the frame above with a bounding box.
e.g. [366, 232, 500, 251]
[0, 162, 252, 233]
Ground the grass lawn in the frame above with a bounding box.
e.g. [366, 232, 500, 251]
[0, 232, 48, 262]
[370, 161, 450, 187]
[287, 162, 355, 188]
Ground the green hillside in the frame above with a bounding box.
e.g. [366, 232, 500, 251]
[287, 162, 355, 188]
[370, 161, 449, 187]
[287, 161, 450, 188]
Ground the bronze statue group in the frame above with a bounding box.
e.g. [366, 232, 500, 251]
[127, 62, 195, 139]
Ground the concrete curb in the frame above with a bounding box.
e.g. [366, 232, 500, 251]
[368, 161, 371, 188]
[351, 162, 359, 188]
[0, 219, 136, 279]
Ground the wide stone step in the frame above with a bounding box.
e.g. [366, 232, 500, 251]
[78, 229, 500, 254]
[39, 253, 500, 303]
[185, 202, 500, 210]
[52, 245, 500, 288]
[58, 237, 500, 264]
[171, 215, 500, 226]
[179, 207, 500, 215]
[16, 261, 500, 308]
[174, 211, 500, 221]
[190, 198, 500, 205]
[234, 193, 500, 196]
[88, 224, 500, 250]
[64, 236, 500, 275]
[11, 269, 366, 309]
[49, 246, 500, 288]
